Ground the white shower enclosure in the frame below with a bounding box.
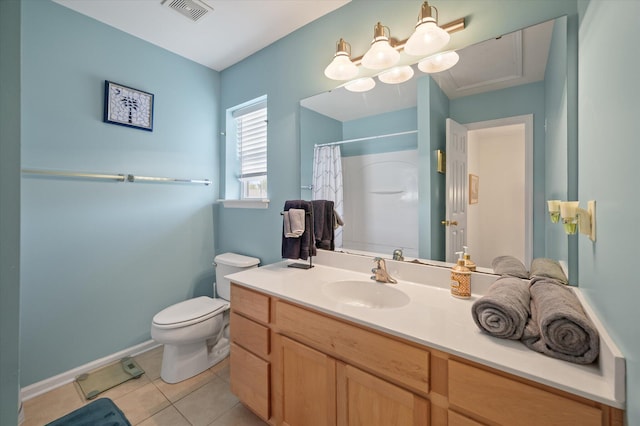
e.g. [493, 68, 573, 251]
[341, 150, 419, 257]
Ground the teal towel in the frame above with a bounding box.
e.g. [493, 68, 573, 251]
[45, 398, 130, 426]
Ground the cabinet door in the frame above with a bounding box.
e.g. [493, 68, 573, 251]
[280, 336, 336, 426]
[337, 363, 429, 426]
[230, 343, 270, 421]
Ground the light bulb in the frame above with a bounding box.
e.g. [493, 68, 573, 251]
[418, 51, 459, 73]
[324, 53, 358, 80]
[404, 19, 450, 57]
[344, 77, 376, 93]
[378, 66, 414, 84]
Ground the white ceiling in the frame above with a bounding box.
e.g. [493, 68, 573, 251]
[53, 0, 351, 71]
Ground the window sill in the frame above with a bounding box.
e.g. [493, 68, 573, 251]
[218, 199, 270, 209]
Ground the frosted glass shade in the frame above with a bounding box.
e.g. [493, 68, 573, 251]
[344, 77, 376, 92]
[361, 38, 400, 70]
[418, 51, 459, 73]
[404, 19, 450, 57]
[378, 66, 414, 84]
[560, 201, 580, 219]
[324, 53, 359, 80]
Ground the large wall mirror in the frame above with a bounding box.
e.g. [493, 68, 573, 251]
[300, 16, 569, 270]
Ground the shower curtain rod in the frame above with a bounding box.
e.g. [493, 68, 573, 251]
[314, 130, 418, 147]
[21, 168, 211, 185]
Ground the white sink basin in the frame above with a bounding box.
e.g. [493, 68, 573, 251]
[322, 280, 410, 309]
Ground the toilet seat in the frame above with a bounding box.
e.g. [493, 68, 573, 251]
[152, 296, 228, 330]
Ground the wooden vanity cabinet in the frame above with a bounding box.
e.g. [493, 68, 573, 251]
[273, 299, 430, 426]
[230, 284, 624, 426]
[229, 285, 272, 423]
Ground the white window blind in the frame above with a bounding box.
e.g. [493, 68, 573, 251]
[233, 100, 267, 198]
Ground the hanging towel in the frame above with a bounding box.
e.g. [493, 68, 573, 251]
[311, 200, 335, 250]
[281, 200, 316, 260]
[283, 208, 306, 238]
[471, 276, 531, 340]
[529, 258, 568, 284]
[521, 277, 599, 364]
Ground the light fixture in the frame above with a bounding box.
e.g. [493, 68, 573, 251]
[418, 50, 459, 73]
[378, 65, 414, 84]
[404, 1, 450, 57]
[324, 38, 359, 81]
[324, 6, 465, 87]
[557, 200, 596, 241]
[361, 22, 400, 70]
[344, 77, 376, 92]
[547, 200, 561, 223]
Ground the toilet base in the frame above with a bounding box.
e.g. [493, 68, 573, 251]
[160, 337, 229, 384]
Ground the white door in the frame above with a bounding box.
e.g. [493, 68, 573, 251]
[445, 119, 468, 262]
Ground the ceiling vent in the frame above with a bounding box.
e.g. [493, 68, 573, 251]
[161, 0, 213, 22]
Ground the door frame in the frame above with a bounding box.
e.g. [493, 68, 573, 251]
[464, 114, 533, 266]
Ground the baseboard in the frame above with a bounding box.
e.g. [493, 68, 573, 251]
[21, 340, 161, 401]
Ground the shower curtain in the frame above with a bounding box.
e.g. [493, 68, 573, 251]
[312, 145, 343, 248]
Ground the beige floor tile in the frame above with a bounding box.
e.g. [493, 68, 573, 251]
[209, 402, 269, 426]
[210, 357, 230, 383]
[153, 368, 216, 403]
[209, 356, 229, 375]
[22, 382, 86, 426]
[136, 405, 191, 426]
[174, 377, 239, 426]
[135, 345, 164, 381]
[114, 382, 170, 425]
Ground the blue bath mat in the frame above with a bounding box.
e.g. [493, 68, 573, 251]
[45, 398, 130, 426]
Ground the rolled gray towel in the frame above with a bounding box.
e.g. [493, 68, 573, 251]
[522, 277, 599, 364]
[491, 255, 529, 279]
[530, 258, 568, 284]
[472, 276, 531, 340]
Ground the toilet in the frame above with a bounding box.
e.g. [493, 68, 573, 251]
[151, 252, 260, 383]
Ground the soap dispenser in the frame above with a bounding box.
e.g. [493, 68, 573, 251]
[450, 251, 471, 299]
[463, 246, 476, 272]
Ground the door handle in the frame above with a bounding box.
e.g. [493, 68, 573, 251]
[441, 220, 459, 226]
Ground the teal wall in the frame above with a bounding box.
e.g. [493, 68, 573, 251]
[0, 0, 22, 423]
[341, 108, 417, 157]
[19, 1, 220, 386]
[578, 0, 640, 423]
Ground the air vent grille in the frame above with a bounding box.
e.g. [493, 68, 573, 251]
[163, 0, 213, 22]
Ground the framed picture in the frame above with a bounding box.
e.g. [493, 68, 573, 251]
[469, 174, 479, 204]
[103, 80, 154, 131]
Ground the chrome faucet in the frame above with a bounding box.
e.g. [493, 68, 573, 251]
[392, 248, 404, 261]
[371, 257, 397, 284]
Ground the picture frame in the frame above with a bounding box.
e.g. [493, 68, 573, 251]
[469, 174, 479, 204]
[103, 80, 154, 131]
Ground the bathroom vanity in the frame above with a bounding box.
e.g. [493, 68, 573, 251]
[228, 251, 625, 426]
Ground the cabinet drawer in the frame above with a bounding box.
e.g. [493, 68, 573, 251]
[230, 311, 270, 359]
[230, 342, 270, 421]
[448, 360, 602, 426]
[275, 301, 429, 395]
[231, 284, 270, 324]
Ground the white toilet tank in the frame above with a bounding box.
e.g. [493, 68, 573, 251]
[214, 252, 260, 300]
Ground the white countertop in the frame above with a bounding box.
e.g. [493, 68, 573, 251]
[226, 251, 625, 409]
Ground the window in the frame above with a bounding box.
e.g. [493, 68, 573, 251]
[232, 99, 267, 199]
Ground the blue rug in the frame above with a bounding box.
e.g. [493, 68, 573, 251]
[45, 398, 130, 426]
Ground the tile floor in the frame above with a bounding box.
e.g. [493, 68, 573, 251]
[22, 346, 268, 426]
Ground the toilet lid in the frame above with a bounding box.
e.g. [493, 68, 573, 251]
[153, 296, 228, 328]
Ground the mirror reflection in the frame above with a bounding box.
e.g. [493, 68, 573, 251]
[300, 17, 568, 269]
